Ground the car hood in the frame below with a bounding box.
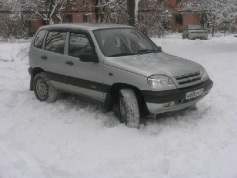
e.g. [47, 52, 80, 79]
[104, 52, 202, 77]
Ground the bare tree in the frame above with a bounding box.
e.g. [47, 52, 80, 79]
[29, 0, 70, 25]
[181, 0, 237, 36]
[0, 0, 27, 38]
[127, 0, 135, 26]
[95, 0, 127, 24]
[137, 0, 172, 37]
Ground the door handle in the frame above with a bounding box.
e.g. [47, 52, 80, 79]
[41, 55, 47, 60]
[65, 61, 74, 66]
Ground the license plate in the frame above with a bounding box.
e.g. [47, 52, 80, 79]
[186, 88, 204, 100]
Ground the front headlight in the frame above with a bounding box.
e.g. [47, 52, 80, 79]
[200, 68, 209, 81]
[147, 75, 176, 90]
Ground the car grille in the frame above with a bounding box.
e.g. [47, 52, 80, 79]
[174, 72, 202, 88]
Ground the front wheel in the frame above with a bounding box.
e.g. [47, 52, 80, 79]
[188, 34, 195, 40]
[116, 89, 140, 128]
[33, 72, 58, 103]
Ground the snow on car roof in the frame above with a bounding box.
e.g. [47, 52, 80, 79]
[39, 23, 134, 31]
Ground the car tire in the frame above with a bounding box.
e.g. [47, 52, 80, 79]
[188, 34, 193, 40]
[33, 72, 58, 103]
[116, 89, 140, 128]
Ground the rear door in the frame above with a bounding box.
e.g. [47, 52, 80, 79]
[30, 29, 47, 69]
[63, 30, 107, 101]
[42, 29, 69, 90]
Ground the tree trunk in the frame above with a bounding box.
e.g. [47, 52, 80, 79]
[46, 0, 54, 24]
[127, 0, 135, 26]
[94, 0, 100, 23]
[62, 0, 69, 23]
[212, 15, 216, 37]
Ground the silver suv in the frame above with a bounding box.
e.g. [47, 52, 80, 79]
[29, 24, 213, 128]
[182, 25, 208, 40]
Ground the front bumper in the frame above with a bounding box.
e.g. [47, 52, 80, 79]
[189, 33, 208, 39]
[142, 79, 213, 114]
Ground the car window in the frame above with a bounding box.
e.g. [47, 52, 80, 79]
[34, 30, 46, 49]
[45, 31, 67, 54]
[93, 28, 159, 57]
[68, 32, 94, 58]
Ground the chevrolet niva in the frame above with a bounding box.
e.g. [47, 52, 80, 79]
[182, 25, 208, 40]
[29, 24, 213, 128]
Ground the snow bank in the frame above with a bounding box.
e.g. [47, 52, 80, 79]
[0, 36, 237, 178]
[152, 33, 237, 46]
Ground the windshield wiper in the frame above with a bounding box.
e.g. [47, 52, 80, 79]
[137, 49, 159, 54]
[108, 49, 160, 57]
[108, 53, 133, 57]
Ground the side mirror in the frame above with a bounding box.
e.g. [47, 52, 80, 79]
[80, 53, 98, 63]
[157, 46, 162, 52]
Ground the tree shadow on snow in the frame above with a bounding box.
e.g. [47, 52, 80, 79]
[56, 92, 120, 128]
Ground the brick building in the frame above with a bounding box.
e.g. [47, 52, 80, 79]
[167, 0, 200, 31]
[0, 0, 96, 36]
[29, 0, 96, 35]
[138, 0, 201, 32]
[0, 0, 201, 37]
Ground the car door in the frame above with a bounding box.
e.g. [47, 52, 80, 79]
[41, 29, 69, 90]
[30, 29, 47, 68]
[63, 30, 107, 101]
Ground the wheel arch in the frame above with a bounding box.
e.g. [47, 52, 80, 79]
[108, 83, 149, 116]
[30, 67, 45, 91]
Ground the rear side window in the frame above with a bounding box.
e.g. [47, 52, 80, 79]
[45, 31, 67, 54]
[34, 30, 46, 48]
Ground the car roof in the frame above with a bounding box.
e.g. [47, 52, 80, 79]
[39, 23, 135, 31]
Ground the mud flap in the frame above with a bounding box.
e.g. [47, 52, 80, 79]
[103, 94, 113, 113]
[30, 75, 34, 91]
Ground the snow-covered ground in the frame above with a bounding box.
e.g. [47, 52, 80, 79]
[0, 34, 237, 178]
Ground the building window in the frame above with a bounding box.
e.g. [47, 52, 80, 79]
[83, 0, 88, 6]
[160, 0, 165, 4]
[25, 20, 31, 28]
[66, 15, 73, 23]
[83, 15, 88, 22]
[176, 0, 182, 4]
[175, 14, 183, 26]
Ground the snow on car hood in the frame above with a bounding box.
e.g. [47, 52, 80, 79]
[189, 29, 208, 33]
[104, 52, 202, 77]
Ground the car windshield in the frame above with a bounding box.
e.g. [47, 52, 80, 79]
[93, 28, 159, 57]
[188, 25, 204, 30]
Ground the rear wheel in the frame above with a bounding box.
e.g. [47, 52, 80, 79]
[115, 89, 140, 128]
[33, 72, 58, 103]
